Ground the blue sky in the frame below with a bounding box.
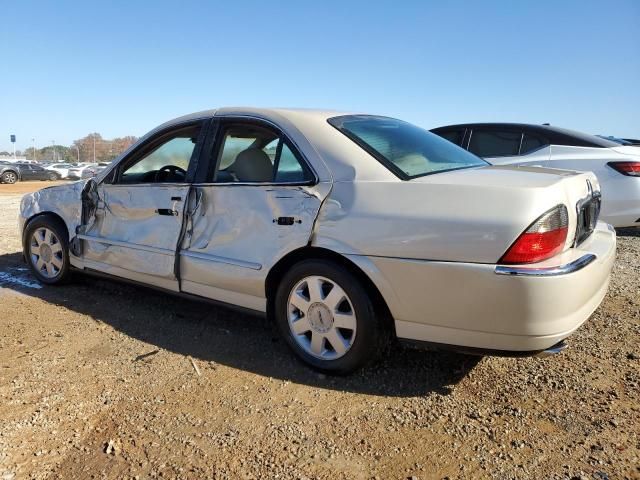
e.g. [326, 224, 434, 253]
[1, 0, 638, 152]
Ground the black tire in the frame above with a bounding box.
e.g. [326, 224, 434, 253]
[1, 171, 18, 184]
[23, 214, 71, 285]
[47, 172, 59, 181]
[274, 259, 388, 375]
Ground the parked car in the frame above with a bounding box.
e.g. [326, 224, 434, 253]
[1, 162, 61, 183]
[45, 163, 74, 179]
[67, 163, 100, 179]
[597, 135, 640, 146]
[431, 123, 640, 228]
[18, 108, 615, 374]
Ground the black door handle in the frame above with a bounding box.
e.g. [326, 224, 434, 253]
[156, 208, 178, 216]
[274, 216, 301, 225]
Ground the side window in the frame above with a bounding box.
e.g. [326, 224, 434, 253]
[520, 133, 548, 155]
[275, 144, 307, 182]
[468, 130, 522, 157]
[118, 123, 201, 184]
[438, 129, 465, 146]
[213, 124, 313, 183]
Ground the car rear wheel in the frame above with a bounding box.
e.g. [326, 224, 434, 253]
[274, 259, 387, 374]
[24, 215, 71, 285]
[1, 171, 18, 184]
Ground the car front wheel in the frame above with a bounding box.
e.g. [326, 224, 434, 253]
[274, 259, 387, 374]
[1, 171, 18, 184]
[23, 215, 71, 285]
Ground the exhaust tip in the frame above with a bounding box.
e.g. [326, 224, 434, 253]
[537, 340, 568, 357]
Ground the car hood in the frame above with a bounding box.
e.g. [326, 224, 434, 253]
[315, 165, 598, 263]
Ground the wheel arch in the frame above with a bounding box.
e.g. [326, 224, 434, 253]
[22, 211, 69, 249]
[1, 168, 20, 181]
[265, 246, 396, 337]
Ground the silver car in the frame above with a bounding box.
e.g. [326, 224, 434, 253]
[18, 108, 615, 374]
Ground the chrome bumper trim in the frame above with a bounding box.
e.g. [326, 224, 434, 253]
[494, 253, 597, 277]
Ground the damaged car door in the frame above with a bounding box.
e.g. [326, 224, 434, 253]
[179, 119, 327, 311]
[79, 121, 206, 291]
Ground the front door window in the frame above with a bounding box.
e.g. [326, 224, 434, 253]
[118, 123, 202, 184]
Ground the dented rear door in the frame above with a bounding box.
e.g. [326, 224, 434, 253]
[179, 184, 327, 311]
[178, 117, 330, 311]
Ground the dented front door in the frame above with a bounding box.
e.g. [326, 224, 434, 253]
[179, 184, 327, 311]
[80, 184, 190, 291]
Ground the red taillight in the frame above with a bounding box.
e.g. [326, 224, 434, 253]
[608, 161, 640, 177]
[500, 205, 569, 264]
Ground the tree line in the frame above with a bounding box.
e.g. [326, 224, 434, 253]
[2, 133, 137, 163]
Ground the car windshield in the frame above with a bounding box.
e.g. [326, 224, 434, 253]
[328, 115, 487, 179]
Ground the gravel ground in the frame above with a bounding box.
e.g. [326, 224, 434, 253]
[0, 183, 638, 479]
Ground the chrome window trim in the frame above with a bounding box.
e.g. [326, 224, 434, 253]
[180, 249, 262, 270]
[494, 253, 596, 277]
[190, 181, 319, 187]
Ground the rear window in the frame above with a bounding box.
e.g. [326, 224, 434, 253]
[437, 129, 465, 146]
[328, 115, 487, 179]
[520, 134, 548, 155]
[468, 130, 522, 157]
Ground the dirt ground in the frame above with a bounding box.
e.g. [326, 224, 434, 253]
[0, 181, 70, 196]
[0, 182, 638, 480]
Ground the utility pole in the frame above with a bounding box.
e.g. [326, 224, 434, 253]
[93, 135, 96, 163]
[51, 140, 56, 162]
[32, 138, 36, 162]
[71, 145, 80, 163]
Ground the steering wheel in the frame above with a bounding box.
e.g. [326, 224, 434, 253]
[154, 165, 187, 182]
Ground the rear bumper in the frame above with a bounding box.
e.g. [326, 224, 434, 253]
[349, 221, 616, 353]
[599, 176, 640, 227]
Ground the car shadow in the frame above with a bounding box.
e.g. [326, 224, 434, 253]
[0, 251, 480, 397]
[616, 227, 639, 238]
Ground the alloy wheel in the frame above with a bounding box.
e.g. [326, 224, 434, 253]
[29, 227, 64, 279]
[3, 172, 17, 184]
[287, 275, 357, 360]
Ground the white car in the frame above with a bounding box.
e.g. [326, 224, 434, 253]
[431, 123, 640, 228]
[45, 163, 74, 179]
[18, 108, 615, 374]
[67, 163, 99, 180]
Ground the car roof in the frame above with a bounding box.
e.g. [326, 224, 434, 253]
[431, 122, 620, 148]
[119, 107, 401, 183]
[156, 107, 350, 130]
